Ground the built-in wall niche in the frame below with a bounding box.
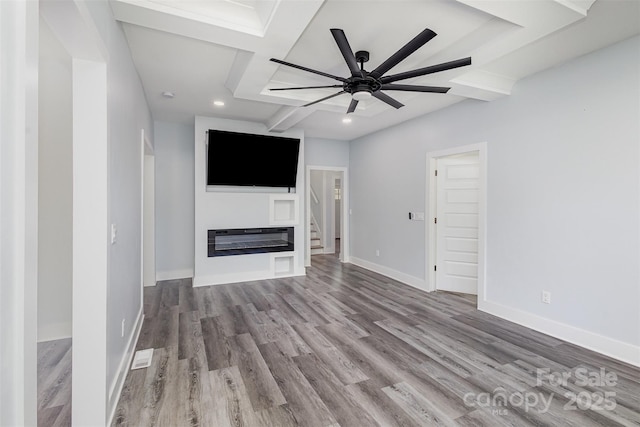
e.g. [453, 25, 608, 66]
[269, 194, 298, 225]
[271, 252, 297, 277]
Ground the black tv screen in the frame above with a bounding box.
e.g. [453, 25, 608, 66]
[207, 129, 300, 188]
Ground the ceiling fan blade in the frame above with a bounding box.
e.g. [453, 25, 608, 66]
[373, 91, 404, 109]
[347, 99, 359, 114]
[369, 28, 437, 79]
[270, 58, 347, 83]
[302, 91, 346, 107]
[270, 85, 343, 91]
[330, 29, 364, 78]
[380, 84, 450, 93]
[380, 57, 472, 84]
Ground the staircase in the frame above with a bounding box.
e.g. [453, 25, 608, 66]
[310, 219, 323, 255]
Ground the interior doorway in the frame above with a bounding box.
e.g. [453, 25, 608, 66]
[305, 166, 349, 266]
[427, 143, 487, 301]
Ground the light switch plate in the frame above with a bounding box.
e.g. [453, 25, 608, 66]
[111, 224, 117, 244]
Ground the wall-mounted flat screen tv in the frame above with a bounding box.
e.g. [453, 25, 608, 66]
[207, 129, 300, 188]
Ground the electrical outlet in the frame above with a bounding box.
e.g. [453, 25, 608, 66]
[111, 224, 117, 244]
[121, 319, 125, 337]
[375, 249, 380, 257]
[541, 291, 551, 304]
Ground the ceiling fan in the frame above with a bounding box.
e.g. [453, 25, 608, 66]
[270, 28, 472, 114]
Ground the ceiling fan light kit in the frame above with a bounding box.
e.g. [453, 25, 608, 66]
[270, 27, 471, 114]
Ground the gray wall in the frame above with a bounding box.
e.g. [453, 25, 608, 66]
[154, 121, 195, 279]
[37, 18, 72, 342]
[83, 0, 155, 394]
[349, 35, 640, 347]
[306, 137, 350, 167]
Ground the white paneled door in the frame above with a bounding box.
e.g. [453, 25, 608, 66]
[435, 152, 479, 294]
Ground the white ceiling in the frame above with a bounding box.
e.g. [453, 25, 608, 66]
[112, 0, 640, 140]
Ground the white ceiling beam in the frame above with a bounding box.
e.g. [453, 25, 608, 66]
[266, 106, 315, 133]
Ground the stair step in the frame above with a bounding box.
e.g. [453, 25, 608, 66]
[311, 245, 323, 250]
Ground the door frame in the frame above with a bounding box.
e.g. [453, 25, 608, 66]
[41, 0, 112, 424]
[305, 165, 349, 266]
[426, 142, 487, 305]
[140, 129, 155, 288]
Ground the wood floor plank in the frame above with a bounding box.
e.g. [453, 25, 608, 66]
[263, 309, 313, 357]
[292, 322, 368, 385]
[280, 292, 331, 325]
[317, 323, 402, 388]
[137, 347, 179, 427]
[258, 341, 337, 427]
[50, 402, 71, 427]
[37, 339, 72, 388]
[193, 286, 219, 319]
[37, 344, 72, 411]
[37, 405, 64, 427]
[200, 317, 233, 371]
[178, 310, 202, 360]
[152, 305, 179, 349]
[208, 366, 259, 427]
[112, 368, 148, 427]
[262, 293, 308, 325]
[371, 317, 481, 378]
[293, 352, 380, 427]
[178, 279, 198, 313]
[254, 404, 299, 427]
[229, 333, 287, 411]
[454, 408, 533, 427]
[177, 357, 203, 427]
[383, 381, 459, 426]
[344, 379, 422, 427]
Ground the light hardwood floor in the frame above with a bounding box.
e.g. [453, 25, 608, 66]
[37, 337, 72, 427]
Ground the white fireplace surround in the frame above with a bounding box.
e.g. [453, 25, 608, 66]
[193, 116, 305, 286]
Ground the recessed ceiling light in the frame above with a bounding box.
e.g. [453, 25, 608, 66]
[342, 117, 352, 124]
[213, 100, 225, 107]
[161, 91, 175, 99]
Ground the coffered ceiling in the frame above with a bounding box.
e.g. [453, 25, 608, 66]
[111, 0, 640, 140]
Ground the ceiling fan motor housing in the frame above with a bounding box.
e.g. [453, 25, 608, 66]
[347, 77, 380, 99]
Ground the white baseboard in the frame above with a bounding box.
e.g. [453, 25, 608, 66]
[348, 257, 427, 291]
[194, 269, 305, 287]
[479, 300, 640, 367]
[37, 321, 72, 343]
[155, 268, 193, 282]
[107, 307, 145, 426]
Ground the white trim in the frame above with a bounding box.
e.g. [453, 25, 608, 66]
[349, 257, 427, 291]
[156, 269, 194, 282]
[306, 165, 349, 266]
[194, 269, 305, 287]
[107, 308, 145, 426]
[426, 142, 487, 302]
[480, 300, 640, 367]
[0, 0, 39, 423]
[142, 139, 155, 289]
[271, 252, 298, 277]
[72, 57, 109, 426]
[269, 194, 299, 225]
